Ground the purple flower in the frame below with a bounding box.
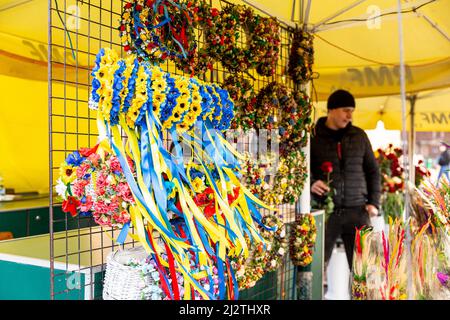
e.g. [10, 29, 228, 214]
[437, 272, 449, 287]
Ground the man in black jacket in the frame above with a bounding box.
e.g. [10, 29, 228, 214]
[311, 89, 381, 269]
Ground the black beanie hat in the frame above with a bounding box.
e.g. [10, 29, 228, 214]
[327, 89, 355, 110]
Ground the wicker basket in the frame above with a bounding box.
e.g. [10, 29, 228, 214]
[103, 246, 159, 300]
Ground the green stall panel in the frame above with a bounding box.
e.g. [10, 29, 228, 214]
[0, 228, 113, 300]
[0, 210, 27, 238]
[311, 210, 325, 300]
[239, 271, 278, 300]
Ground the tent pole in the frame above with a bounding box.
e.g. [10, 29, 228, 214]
[408, 95, 417, 186]
[303, 0, 312, 30]
[298, 81, 311, 215]
[300, 0, 304, 26]
[397, 0, 413, 300]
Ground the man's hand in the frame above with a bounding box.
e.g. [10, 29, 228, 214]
[311, 180, 330, 196]
[366, 204, 379, 217]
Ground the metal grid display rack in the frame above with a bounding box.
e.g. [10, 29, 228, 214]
[48, 0, 311, 300]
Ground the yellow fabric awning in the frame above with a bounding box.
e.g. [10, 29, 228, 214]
[314, 88, 450, 131]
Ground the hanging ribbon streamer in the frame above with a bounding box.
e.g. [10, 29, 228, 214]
[58, 47, 280, 300]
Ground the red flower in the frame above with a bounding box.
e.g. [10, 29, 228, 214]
[227, 187, 240, 205]
[135, 4, 143, 11]
[204, 204, 216, 218]
[79, 144, 99, 157]
[387, 182, 396, 193]
[320, 161, 333, 173]
[211, 8, 219, 17]
[124, 45, 131, 52]
[62, 196, 80, 217]
[119, 25, 126, 32]
[387, 153, 397, 161]
[124, 2, 133, 9]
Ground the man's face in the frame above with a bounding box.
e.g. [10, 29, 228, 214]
[328, 107, 354, 129]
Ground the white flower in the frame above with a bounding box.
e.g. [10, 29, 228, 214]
[270, 260, 276, 267]
[236, 266, 245, 277]
[278, 248, 285, 256]
[138, 280, 146, 289]
[151, 293, 162, 300]
[280, 229, 286, 238]
[151, 271, 160, 282]
[55, 178, 67, 199]
[392, 176, 402, 184]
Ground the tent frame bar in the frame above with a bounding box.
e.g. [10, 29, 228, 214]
[397, 0, 414, 300]
[303, 0, 312, 30]
[311, 0, 367, 32]
[242, 0, 296, 28]
[313, 0, 438, 33]
[420, 13, 450, 42]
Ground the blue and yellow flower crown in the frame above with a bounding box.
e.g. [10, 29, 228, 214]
[89, 48, 233, 133]
[86, 47, 275, 300]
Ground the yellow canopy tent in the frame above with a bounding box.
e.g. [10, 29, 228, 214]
[315, 87, 450, 131]
[243, 0, 450, 97]
[0, 0, 449, 193]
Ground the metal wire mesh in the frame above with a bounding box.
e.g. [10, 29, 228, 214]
[49, 0, 302, 300]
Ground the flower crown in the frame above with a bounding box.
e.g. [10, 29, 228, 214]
[119, 0, 197, 64]
[89, 48, 234, 132]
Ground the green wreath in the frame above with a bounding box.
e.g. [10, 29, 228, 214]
[207, 4, 255, 72]
[250, 15, 281, 76]
[208, 4, 280, 75]
[260, 213, 288, 272]
[265, 150, 308, 205]
[279, 89, 313, 156]
[288, 30, 314, 83]
[173, 0, 219, 76]
[223, 75, 257, 131]
[231, 213, 287, 289]
[231, 234, 267, 290]
[289, 213, 317, 267]
[254, 81, 284, 130]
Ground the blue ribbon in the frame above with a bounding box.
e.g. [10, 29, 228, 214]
[215, 242, 226, 300]
[109, 137, 185, 246]
[116, 221, 130, 245]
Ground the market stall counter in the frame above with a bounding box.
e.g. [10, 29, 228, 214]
[0, 227, 118, 300]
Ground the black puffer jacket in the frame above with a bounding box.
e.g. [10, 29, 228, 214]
[310, 117, 381, 209]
